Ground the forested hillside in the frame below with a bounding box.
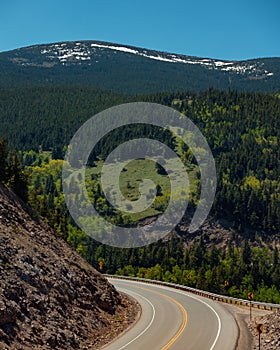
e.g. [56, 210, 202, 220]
[0, 87, 279, 302]
[0, 41, 280, 93]
[0, 86, 126, 151]
[1, 87, 279, 233]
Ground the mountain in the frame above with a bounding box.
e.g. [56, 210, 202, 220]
[0, 183, 139, 349]
[0, 40, 280, 93]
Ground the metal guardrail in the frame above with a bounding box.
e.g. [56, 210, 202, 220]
[105, 274, 280, 311]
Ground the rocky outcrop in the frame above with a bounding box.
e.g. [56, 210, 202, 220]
[0, 184, 139, 349]
[248, 310, 280, 350]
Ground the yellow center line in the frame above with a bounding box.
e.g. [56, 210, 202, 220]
[134, 286, 188, 350]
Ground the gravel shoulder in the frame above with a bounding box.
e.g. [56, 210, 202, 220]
[221, 303, 274, 350]
[248, 309, 280, 350]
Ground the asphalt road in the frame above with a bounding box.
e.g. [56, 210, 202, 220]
[102, 278, 238, 350]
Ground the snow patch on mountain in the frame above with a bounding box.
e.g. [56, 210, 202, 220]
[38, 42, 274, 77]
[41, 43, 91, 62]
[91, 43, 139, 55]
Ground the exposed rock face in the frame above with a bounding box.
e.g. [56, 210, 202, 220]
[0, 184, 139, 349]
[248, 310, 280, 350]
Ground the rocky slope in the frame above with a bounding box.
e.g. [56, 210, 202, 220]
[0, 184, 139, 349]
[248, 310, 280, 349]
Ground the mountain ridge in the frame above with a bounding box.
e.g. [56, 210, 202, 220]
[4, 39, 279, 61]
[1, 40, 280, 93]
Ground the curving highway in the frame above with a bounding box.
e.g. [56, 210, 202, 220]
[102, 278, 238, 350]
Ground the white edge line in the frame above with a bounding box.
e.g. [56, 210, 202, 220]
[116, 288, 156, 350]
[181, 291, 222, 350]
[142, 284, 222, 350]
[111, 279, 222, 350]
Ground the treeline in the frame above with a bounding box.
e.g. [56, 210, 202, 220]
[88, 124, 176, 164]
[73, 231, 280, 303]
[110, 237, 280, 304]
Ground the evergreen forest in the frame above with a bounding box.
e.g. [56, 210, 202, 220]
[0, 87, 279, 303]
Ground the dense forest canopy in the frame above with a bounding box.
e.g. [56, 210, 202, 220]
[0, 87, 279, 302]
[1, 87, 279, 233]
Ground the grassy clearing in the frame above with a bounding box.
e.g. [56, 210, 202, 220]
[85, 158, 197, 222]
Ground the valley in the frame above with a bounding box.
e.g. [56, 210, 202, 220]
[0, 40, 279, 349]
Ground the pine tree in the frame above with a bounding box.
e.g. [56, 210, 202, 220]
[0, 137, 8, 183]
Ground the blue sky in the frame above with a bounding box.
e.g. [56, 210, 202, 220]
[0, 0, 279, 60]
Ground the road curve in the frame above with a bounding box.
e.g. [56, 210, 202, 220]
[102, 278, 238, 350]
